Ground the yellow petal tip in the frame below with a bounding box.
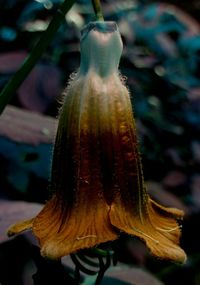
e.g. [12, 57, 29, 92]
[7, 218, 34, 237]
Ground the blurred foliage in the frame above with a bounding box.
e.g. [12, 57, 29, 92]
[0, 137, 51, 194]
[0, 0, 200, 284]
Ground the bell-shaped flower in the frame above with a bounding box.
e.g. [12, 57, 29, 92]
[8, 21, 186, 263]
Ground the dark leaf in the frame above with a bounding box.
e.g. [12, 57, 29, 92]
[147, 181, 188, 213]
[191, 175, 200, 208]
[0, 51, 27, 73]
[0, 105, 56, 145]
[162, 171, 187, 188]
[106, 265, 164, 285]
[18, 64, 61, 113]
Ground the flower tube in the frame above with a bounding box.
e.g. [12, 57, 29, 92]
[8, 21, 186, 263]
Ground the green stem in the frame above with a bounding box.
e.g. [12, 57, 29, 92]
[0, 0, 76, 115]
[92, 0, 104, 21]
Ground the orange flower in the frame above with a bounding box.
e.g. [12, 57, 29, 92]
[8, 22, 186, 263]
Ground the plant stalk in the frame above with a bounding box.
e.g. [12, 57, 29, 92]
[92, 0, 104, 21]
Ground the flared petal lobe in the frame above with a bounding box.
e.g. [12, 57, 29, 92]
[110, 196, 186, 263]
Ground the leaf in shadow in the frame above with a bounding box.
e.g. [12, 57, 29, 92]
[191, 175, 200, 208]
[147, 181, 188, 214]
[106, 265, 164, 285]
[0, 105, 57, 145]
[0, 51, 27, 73]
[32, 245, 78, 285]
[18, 63, 61, 113]
[162, 171, 187, 188]
[0, 236, 33, 285]
[83, 275, 130, 285]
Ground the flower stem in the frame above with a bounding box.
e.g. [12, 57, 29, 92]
[92, 0, 104, 21]
[0, 0, 76, 115]
[95, 253, 111, 285]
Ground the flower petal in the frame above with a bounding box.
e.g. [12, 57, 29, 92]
[109, 195, 186, 263]
[32, 195, 118, 259]
[7, 218, 34, 237]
